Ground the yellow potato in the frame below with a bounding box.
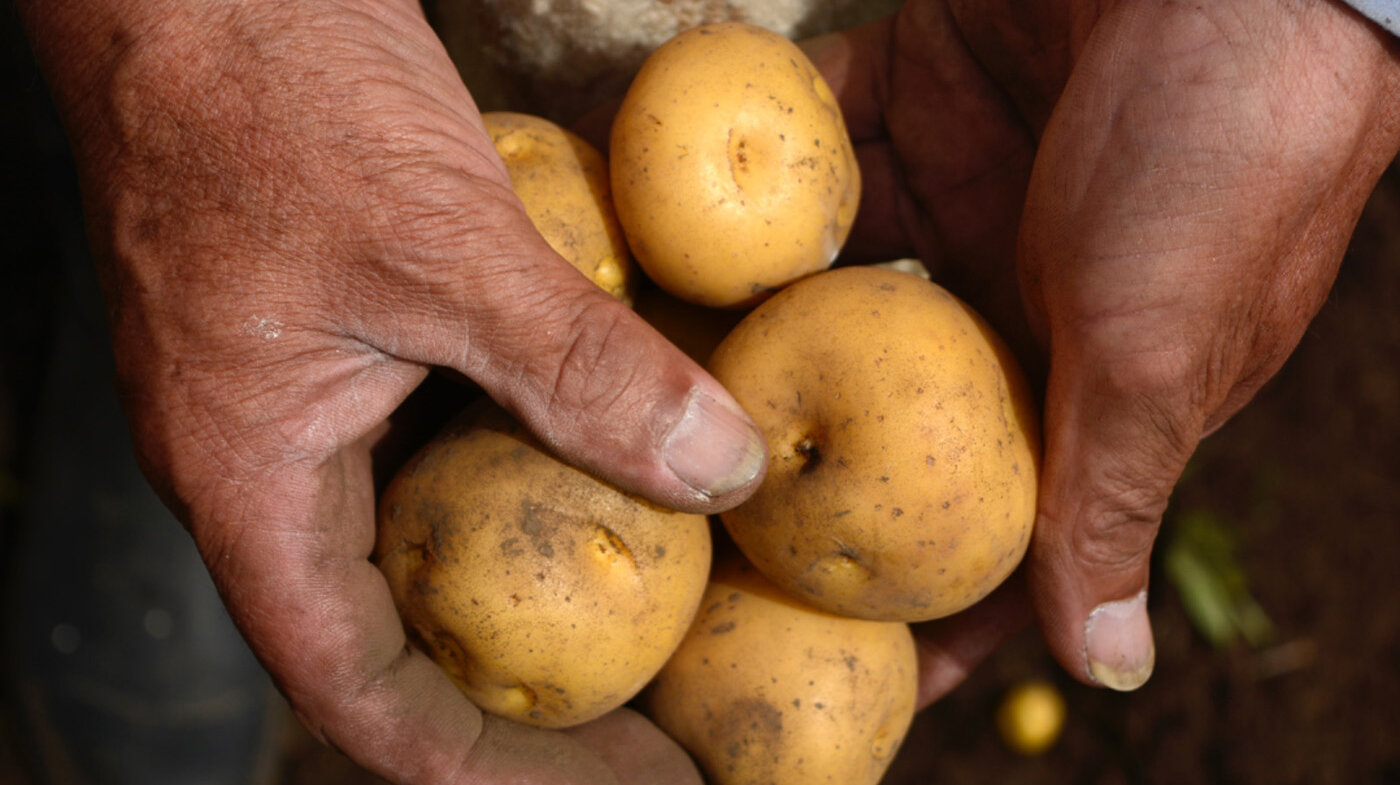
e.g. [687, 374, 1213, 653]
[644, 556, 918, 785]
[708, 265, 1040, 621]
[374, 402, 712, 728]
[483, 111, 635, 303]
[610, 23, 860, 309]
[997, 679, 1068, 755]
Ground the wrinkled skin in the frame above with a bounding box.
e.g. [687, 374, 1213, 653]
[16, 0, 1399, 783]
[809, 0, 1400, 690]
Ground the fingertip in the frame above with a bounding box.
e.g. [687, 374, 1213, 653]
[1082, 589, 1155, 691]
[660, 385, 768, 510]
[1027, 526, 1158, 693]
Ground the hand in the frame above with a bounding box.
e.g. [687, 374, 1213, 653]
[19, 0, 753, 781]
[809, 0, 1400, 690]
[17, 0, 1032, 780]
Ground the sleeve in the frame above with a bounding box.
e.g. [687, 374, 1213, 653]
[1341, 0, 1400, 36]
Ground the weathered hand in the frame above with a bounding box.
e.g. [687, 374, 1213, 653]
[18, 0, 1056, 776]
[19, 0, 755, 781]
[810, 0, 1400, 690]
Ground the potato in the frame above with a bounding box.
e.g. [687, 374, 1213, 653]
[610, 23, 860, 309]
[374, 402, 712, 728]
[644, 555, 918, 785]
[708, 265, 1040, 621]
[997, 679, 1067, 755]
[483, 111, 635, 303]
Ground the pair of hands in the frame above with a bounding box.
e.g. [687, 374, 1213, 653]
[19, 0, 1400, 782]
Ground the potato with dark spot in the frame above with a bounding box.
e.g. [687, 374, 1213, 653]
[708, 265, 1040, 621]
[483, 111, 636, 303]
[610, 22, 860, 308]
[374, 402, 711, 728]
[644, 556, 917, 785]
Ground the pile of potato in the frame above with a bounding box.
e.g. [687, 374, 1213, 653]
[374, 22, 1039, 785]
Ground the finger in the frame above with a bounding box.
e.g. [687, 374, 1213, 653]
[839, 140, 921, 262]
[564, 708, 705, 785]
[802, 18, 932, 265]
[1013, 10, 1212, 687]
[803, 3, 1036, 309]
[469, 715, 623, 783]
[798, 19, 894, 145]
[911, 572, 1032, 708]
[1026, 341, 1203, 692]
[347, 183, 766, 515]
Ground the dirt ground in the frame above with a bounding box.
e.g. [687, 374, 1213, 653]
[3, 7, 1399, 785]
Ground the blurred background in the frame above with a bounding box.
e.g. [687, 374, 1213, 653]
[3, 3, 1398, 784]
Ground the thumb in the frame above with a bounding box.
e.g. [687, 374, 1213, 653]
[358, 186, 767, 514]
[1027, 344, 1202, 691]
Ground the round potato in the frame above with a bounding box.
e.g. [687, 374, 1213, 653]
[483, 111, 635, 303]
[997, 679, 1068, 755]
[708, 265, 1040, 621]
[374, 402, 711, 728]
[644, 556, 918, 785]
[610, 23, 860, 308]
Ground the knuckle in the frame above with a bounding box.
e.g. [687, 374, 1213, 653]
[503, 290, 656, 448]
[1085, 337, 1209, 460]
[1069, 473, 1164, 575]
[1065, 369, 1191, 575]
[541, 295, 647, 419]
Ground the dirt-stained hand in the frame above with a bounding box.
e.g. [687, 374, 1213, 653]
[18, 0, 760, 781]
[807, 0, 1400, 692]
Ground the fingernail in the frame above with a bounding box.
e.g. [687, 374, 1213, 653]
[1084, 590, 1155, 691]
[663, 388, 766, 499]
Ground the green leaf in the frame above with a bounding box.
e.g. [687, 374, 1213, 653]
[1162, 509, 1274, 650]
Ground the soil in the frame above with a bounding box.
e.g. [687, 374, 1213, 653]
[3, 8, 1399, 785]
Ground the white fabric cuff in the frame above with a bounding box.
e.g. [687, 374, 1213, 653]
[1341, 0, 1400, 36]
